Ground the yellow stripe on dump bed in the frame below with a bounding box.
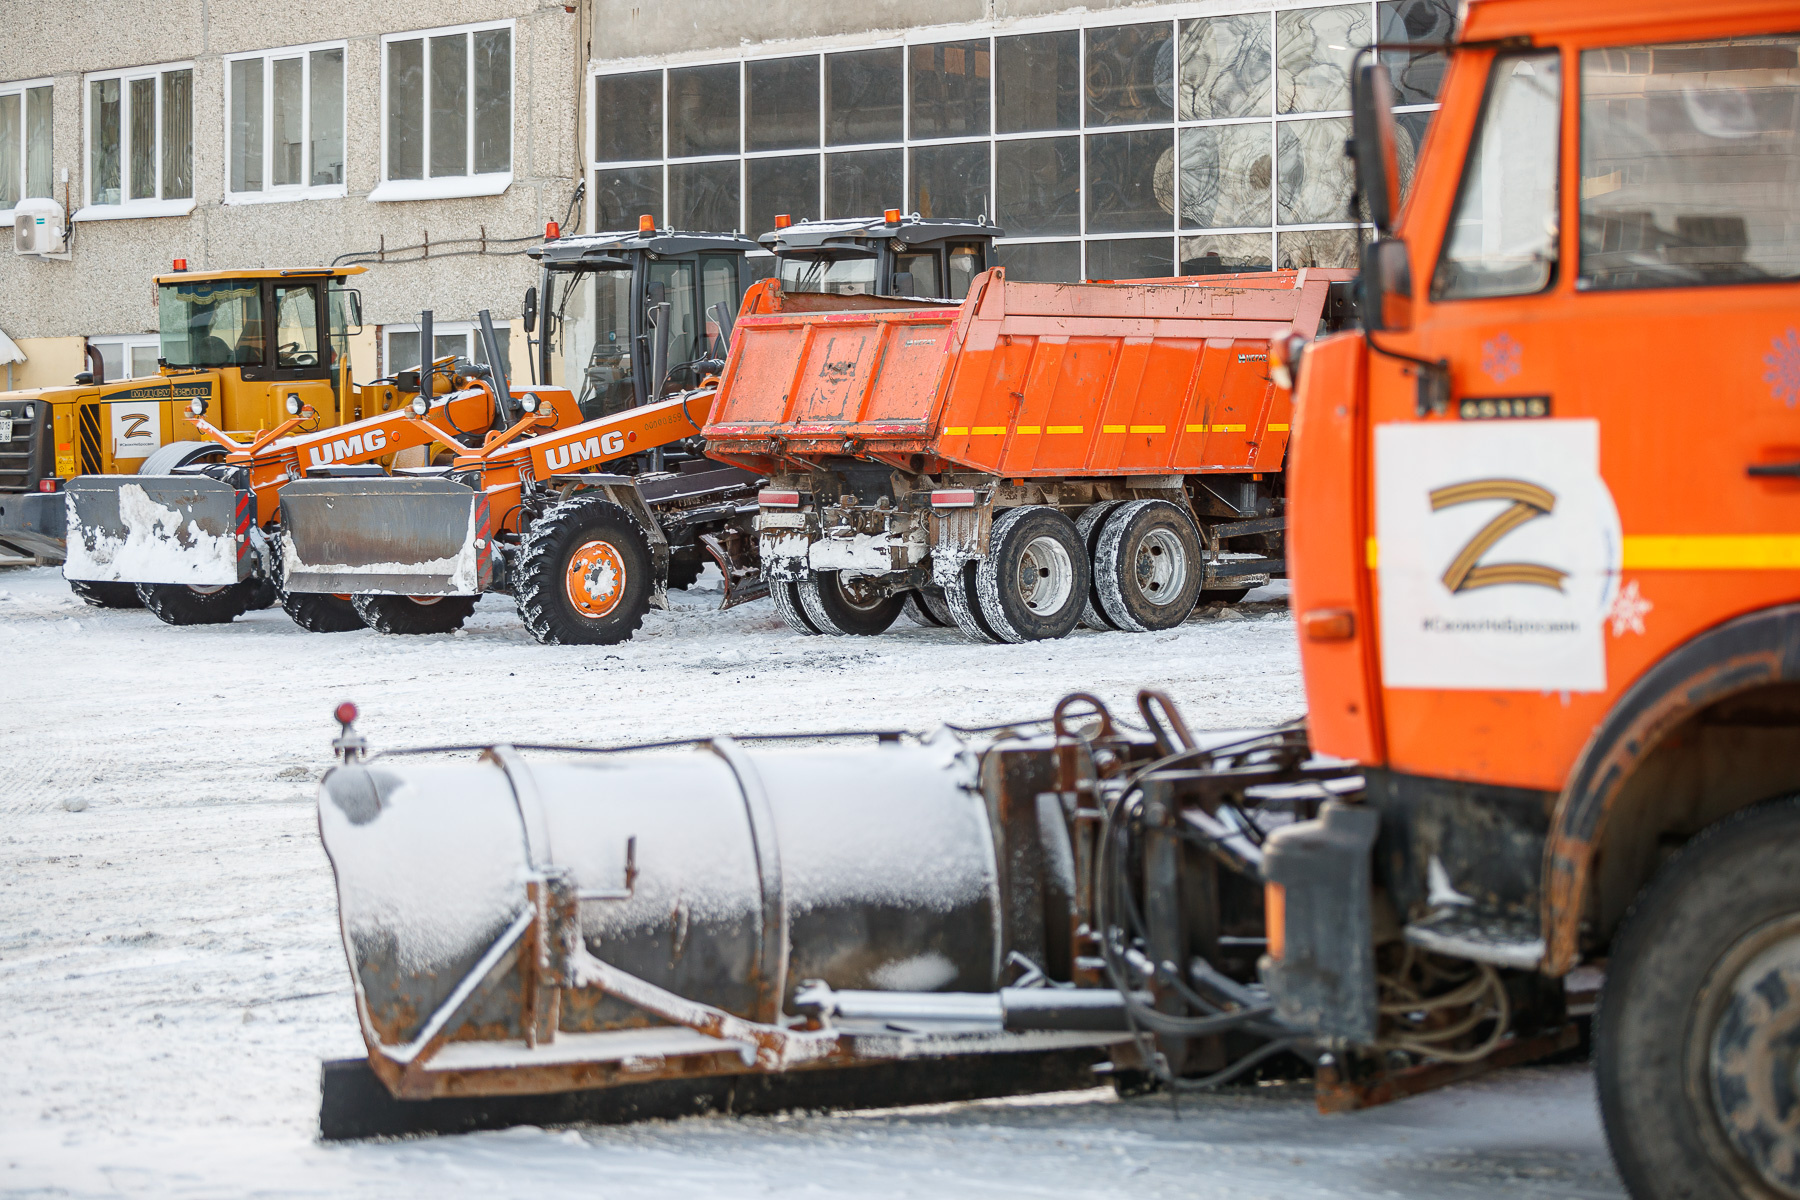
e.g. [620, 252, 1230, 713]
[1047, 425, 1082, 434]
[1129, 425, 1166, 434]
[943, 426, 968, 435]
[1184, 423, 1249, 433]
[972, 426, 1007, 435]
[1268, 423, 1289, 432]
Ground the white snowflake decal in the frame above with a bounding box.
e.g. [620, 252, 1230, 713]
[1482, 332, 1523, 384]
[1767, 329, 1800, 408]
[1608, 579, 1652, 637]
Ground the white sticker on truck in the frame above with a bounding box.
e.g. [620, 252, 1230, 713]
[1375, 419, 1620, 692]
[110, 402, 162, 459]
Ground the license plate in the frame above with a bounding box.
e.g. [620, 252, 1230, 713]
[0, 419, 12, 443]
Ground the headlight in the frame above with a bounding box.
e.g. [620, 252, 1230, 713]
[410, 396, 430, 417]
[519, 394, 540, 414]
[285, 393, 303, 416]
[188, 398, 208, 417]
[21, 405, 33, 420]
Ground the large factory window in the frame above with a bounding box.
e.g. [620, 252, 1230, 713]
[588, 0, 1450, 279]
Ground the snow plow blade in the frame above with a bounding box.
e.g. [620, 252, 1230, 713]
[279, 477, 490, 596]
[63, 474, 251, 586]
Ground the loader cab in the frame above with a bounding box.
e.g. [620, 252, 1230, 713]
[531, 228, 759, 423]
[759, 214, 1003, 302]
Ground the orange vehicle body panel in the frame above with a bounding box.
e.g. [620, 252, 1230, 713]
[705, 269, 1348, 478]
[1287, 0, 1800, 970]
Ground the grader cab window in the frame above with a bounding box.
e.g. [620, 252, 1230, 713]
[559, 266, 637, 419]
[779, 254, 878, 295]
[1580, 36, 1800, 290]
[158, 280, 266, 369]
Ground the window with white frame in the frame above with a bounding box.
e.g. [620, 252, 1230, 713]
[225, 42, 347, 202]
[0, 79, 53, 224]
[88, 335, 161, 382]
[83, 62, 193, 217]
[376, 19, 514, 201]
[589, 0, 1453, 280]
[382, 321, 511, 380]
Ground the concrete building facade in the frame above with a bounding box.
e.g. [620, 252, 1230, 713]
[0, 0, 1449, 390]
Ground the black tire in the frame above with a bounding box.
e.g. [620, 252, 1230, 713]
[1199, 587, 1251, 605]
[941, 558, 1004, 644]
[666, 550, 705, 591]
[770, 578, 822, 634]
[515, 496, 654, 646]
[1075, 501, 1124, 630]
[243, 570, 279, 610]
[798, 571, 905, 635]
[138, 439, 227, 476]
[67, 579, 145, 609]
[1093, 499, 1204, 632]
[973, 506, 1089, 643]
[136, 581, 254, 626]
[353, 593, 479, 635]
[1597, 796, 1800, 1200]
[902, 587, 951, 627]
[270, 548, 365, 633]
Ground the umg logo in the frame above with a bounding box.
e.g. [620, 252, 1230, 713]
[543, 430, 627, 472]
[307, 427, 389, 468]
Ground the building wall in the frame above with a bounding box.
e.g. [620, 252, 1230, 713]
[0, 0, 582, 383]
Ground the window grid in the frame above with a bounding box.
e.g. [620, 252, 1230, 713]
[82, 61, 195, 216]
[223, 41, 348, 204]
[589, 1, 1447, 278]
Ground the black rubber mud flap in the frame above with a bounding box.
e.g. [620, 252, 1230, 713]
[319, 1047, 1108, 1141]
[1261, 799, 1381, 1044]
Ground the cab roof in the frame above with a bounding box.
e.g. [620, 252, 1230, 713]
[759, 215, 1004, 257]
[530, 229, 760, 265]
[153, 266, 367, 285]
[1461, 0, 1795, 41]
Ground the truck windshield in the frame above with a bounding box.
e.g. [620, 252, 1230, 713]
[1579, 36, 1800, 290]
[556, 266, 636, 419]
[159, 280, 265, 368]
[779, 255, 878, 295]
[1433, 51, 1562, 300]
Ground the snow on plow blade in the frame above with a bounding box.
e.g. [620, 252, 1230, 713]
[316, 734, 1132, 1117]
[279, 478, 490, 596]
[63, 475, 251, 586]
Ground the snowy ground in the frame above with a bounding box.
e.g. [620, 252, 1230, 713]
[0, 564, 1624, 1198]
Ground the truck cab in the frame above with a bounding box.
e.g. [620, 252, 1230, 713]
[0, 265, 364, 563]
[1272, 4, 1800, 1195]
[760, 213, 1002, 301]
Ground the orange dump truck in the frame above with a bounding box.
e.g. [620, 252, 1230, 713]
[1256, 3, 1800, 1197]
[704, 268, 1352, 642]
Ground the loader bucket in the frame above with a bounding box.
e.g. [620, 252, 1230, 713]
[63, 474, 251, 586]
[280, 477, 491, 596]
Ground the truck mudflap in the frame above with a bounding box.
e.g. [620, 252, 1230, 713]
[280, 477, 491, 596]
[62, 474, 252, 586]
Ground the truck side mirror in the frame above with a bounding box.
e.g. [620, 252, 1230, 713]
[891, 270, 914, 296]
[522, 285, 538, 334]
[1350, 59, 1401, 235]
[1360, 238, 1413, 333]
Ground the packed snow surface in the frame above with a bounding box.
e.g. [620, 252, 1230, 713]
[0, 564, 1623, 1197]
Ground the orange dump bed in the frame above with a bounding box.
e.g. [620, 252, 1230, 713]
[704, 268, 1342, 479]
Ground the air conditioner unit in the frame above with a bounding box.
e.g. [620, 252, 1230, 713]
[13, 197, 66, 257]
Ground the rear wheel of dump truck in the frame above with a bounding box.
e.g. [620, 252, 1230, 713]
[902, 586, 952, 627]
[972, 506, 1089, 643]
[942, 559, 1003, 643]
[515, 497, 653, 646]
[353, 594, 480, 636]
[67, 579, 146, 609]
[1075, 501, 1123, 630]
[770, 578, 822, 634]
[1093, 499, 1203, 632]
[1597, 796, 1800, 1200]
[798, 571, 905, 636]
[135, 581, 255, 625]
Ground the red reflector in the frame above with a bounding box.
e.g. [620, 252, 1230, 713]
[883, 208, 901, 225]
[930, 489, 977, 508]
[1301, 609, 1356, 642]
[545, 220, 560, 240]
[38, 478, 61, 493]
[334, 701, 358, 726]
[759, 490, 801, 508]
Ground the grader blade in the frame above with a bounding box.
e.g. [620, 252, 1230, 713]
[279, 478, 491, 596]
[63, 475, 251, 586]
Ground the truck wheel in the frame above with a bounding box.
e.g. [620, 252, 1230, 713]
[666, 550, 704, 591]
[799, 571, 904, 636]
[1597, 796, 1800, 1200]
[1093, 499, 1203, 632]
[515, 496, 653, 646]
[902, 587, 951, 627]
[941, 560, 1004, 644]
[67, 579, 145, 609]
[353, 594, 479, 636]
[135, 581, 254, 626]
[1075, 501, 1123, 630]
[973, 506, 1089, 643]
[770, 579, 822, 635]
